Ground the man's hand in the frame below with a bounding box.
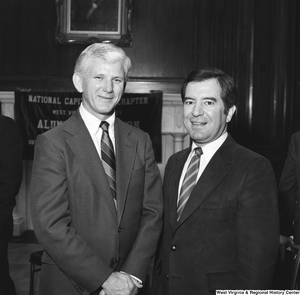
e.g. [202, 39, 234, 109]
[100, 272, 138, 295]
[280, 235, 294, 261]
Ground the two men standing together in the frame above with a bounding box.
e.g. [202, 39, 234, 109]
[30, 43, 279, 295]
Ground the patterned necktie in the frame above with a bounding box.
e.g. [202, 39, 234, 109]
[100, 121, 117, 204]
[177, 147, 203, 222]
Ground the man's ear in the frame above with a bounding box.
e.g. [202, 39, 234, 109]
[226, 105, 236, 123]
[72, 73, 83, 93]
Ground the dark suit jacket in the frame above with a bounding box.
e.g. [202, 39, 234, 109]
[30, 111, 163, 295]
[151, 134, 279, 295]
[279, 131, 300, 244]
[0, 115, 23, 235]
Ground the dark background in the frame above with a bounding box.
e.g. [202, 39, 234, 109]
[0, 0, 299, 181]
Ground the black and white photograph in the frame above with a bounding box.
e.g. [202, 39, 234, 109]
[0, 0, 300, 294]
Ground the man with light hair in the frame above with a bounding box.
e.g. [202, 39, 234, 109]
[31, 43, 163, 295]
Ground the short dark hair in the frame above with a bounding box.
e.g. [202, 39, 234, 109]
[181, 67, 238, 113]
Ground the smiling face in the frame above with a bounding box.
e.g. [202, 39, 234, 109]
[73, 58, 126, 121]
[183, 78, 236, 146]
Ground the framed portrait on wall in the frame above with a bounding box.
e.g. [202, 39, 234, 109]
[55, 0, 133, 46]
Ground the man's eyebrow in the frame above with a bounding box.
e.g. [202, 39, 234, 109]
[183, 96, 194, 101]
[184, 96, 217, 101]
[203, 97, 217, 102]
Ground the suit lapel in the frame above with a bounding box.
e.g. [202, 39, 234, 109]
[64, 111, 117, 217]
[168, 149, 191, 231]
[177, 136, 235, 227]
[114, 118, 137, 224]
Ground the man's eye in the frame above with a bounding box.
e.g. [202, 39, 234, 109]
[184, 100, 194, 105]
[205, 101, 214, 105]
[114, 79, 122, 84]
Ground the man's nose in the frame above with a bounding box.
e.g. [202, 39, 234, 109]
[192, 103, 204, 116]
[103, 80, 113, 93]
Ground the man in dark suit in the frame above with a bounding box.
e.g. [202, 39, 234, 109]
[151, 67, 279, 295]
[31, 43, 163, 295]
[0, 115, 23, 295]
[278, 132, 300, 253]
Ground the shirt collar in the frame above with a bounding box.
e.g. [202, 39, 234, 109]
[191, 131, 228, 156]
[79, 103, 115, 138]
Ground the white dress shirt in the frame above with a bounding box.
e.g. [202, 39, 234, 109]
[79, 103, 116, 158]
[178, 132, 228, 198]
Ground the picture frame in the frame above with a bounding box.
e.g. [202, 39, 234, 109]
[55, 0, 133, 46]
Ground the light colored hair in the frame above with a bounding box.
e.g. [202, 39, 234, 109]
[74, 43, 132, 80]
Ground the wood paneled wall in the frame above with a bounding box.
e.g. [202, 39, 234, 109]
[0, 0, 298, 180]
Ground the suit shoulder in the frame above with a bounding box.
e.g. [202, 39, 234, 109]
[234, 142, 272, 166]
[167, 148, 189, 164]
[291, 131, 300, 145]
[117, 118, 148, 139]
[36, 116, 72, 139]
[0, 115, 20, 136]
[0, 115, 18, 128]
[172, 148, 189, 158]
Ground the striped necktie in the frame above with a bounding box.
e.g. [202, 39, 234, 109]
[177, 147, 203, 222]
[100, 121, 117, 204]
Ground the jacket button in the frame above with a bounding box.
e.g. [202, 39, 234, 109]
[171, 245, 176, 251]
[110, 259, 118, 268]
[166, 275, 169, 280]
